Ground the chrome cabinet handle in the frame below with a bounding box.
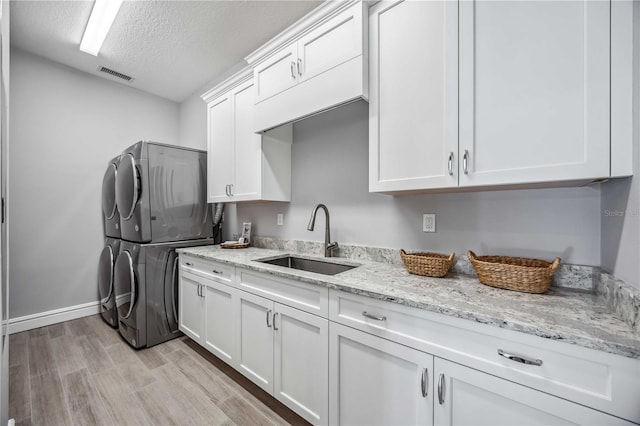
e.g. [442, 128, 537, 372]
[211, 270, 223, 275]
[421, 368, 428, 398]
[225, 184, 229, 196]
[196, 284, 201, 297]
[362, 311, 386, 321]
[448, 152, 454, 176]
[266, 309, 272, 328]
[290, 61, 296, 79]
[463, 150, 469, 175]
[297, 58, 302, 76]
[273, 312, 279, 331]
[498, 349, 543, 366]
[229, 184, 233, 196]
[185, 262, 193, 266]
[437, 373, 445, 405]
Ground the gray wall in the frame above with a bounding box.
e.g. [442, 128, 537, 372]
[600, 4, 640, 289]
[228, 100, 602, 266]
[9, 49, 180, 318]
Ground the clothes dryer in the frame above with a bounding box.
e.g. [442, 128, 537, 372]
[115, 142, 211, 243]
[102, 156, 121, 238]
[113, 239, 212, 348]
[98, 237, 121, 327]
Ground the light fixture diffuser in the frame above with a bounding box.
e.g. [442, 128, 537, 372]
[80, 0, 124, 56]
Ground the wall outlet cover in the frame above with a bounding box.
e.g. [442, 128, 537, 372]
[277, 213, 284, 226]
[423, 213, 436, 233]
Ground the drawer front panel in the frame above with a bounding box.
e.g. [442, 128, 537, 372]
[179, 255, 234, 286]
[238, 269, 328, 317]
[329, 290, 639, 422]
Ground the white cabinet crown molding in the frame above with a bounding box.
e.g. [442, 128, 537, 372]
[200, 65, 253, 103]
[245, 0, 361, 67]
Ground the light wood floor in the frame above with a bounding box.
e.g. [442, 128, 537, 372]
[9, 314, 308, 426]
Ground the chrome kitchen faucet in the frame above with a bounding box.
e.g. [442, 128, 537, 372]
[307, 204, 338, 257]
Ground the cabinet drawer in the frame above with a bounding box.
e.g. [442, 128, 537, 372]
[329, 290, 640, 423]
[179, 255, 235, 286]
[237, 268, 328, 317]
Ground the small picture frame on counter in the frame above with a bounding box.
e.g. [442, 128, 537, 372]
[241, 222, 252, 244]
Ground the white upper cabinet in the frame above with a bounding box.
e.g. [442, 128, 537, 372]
[369, 0, 458, 192]
[202, 68, 292, 203]
[370, 0, 633, 194]
[247, 0, 368, 132]
[459, 0, 610, 187]
[206, 93, 233, 203]
[254, 44, 298, 103]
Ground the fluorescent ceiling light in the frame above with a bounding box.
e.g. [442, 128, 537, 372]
[80, 0, 124, 56]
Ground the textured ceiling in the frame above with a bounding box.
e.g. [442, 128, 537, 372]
[11, 0, 322, 102]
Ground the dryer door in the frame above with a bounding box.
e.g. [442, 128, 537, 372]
[165, 250, 179, 333]
[102, 163, 117, 220]
[98, 245, 114, 306]
[115, 154, 140, 221]
[114, 250, 136, 319]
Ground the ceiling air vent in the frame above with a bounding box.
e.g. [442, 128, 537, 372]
[97, 66, 134, 82]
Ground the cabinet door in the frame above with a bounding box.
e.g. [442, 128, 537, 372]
[207, 94, 234, 202]
[236, 291, 275, 394]
[433, 358, 631, 426]
[329, 323, 433, 426]
[254, 44, 298, 103]
[459, 1, 610, 187]
[297, 2, 363, 84]
[231, 80, 262, 201]
[369, 0, 458, 192]
[274, 304, 328, 425]
[203, 281, 238, 368]
[178, 272, 204, 342]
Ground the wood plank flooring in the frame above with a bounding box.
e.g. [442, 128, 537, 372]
[9, 315, 309, 426]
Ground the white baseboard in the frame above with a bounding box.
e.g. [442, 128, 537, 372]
[7, 301, 101, 334]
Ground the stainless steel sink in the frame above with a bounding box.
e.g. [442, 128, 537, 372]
[255, 255, 357, 276]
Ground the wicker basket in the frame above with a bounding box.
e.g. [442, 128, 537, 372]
[400, 249, 455, 277]
[467, 250, 561, 294]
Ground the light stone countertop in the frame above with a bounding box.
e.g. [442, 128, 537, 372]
[177, 245, 640, 359]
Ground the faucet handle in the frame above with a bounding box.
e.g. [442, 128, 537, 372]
[327, 241, 339, 255]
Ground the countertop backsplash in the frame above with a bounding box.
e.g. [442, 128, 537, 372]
[236, 235, 639, 336]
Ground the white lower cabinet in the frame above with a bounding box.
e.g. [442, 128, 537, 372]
[329, 322, 433, 426]
[237, 290, 275, 392]
[237, 290, 329, 425]
[203, 281, 238, 366]
[274, 304, 328, 425]
[329, 323, 632, 426]
[433, 358, 631, 426]
[178, 269, 239, 367]
[178, 271, 205, 342]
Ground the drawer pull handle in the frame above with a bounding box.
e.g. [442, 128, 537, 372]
[463, 150, 469, 175]
[498, 349, 543, 366]
[437, 373, 445, 405]
[266, 309, 272, 328]
[420, 368, 428, 398]
[362, 311, 386, 321]
[185, 262, 193, 266]
[273, 312, 279, 331]
[212, 270, 223, 275]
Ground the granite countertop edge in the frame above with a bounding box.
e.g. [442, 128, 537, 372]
[177, 246, 640, 359]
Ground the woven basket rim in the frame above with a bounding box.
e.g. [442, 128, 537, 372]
[467, 250, 560, 271]
[400, 249, 455, 260]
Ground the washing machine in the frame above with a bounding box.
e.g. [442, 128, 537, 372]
[115, 141, 211, 243]
[97, 237, 121, 328]
[113, 239, 213, 348]
[102, 156, 121, 238]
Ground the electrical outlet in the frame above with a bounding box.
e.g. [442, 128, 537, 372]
[423, 214, 436, 233]
[277, 213, 284, 226]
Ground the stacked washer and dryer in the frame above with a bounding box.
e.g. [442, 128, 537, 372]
[99, 141, 216, 349]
